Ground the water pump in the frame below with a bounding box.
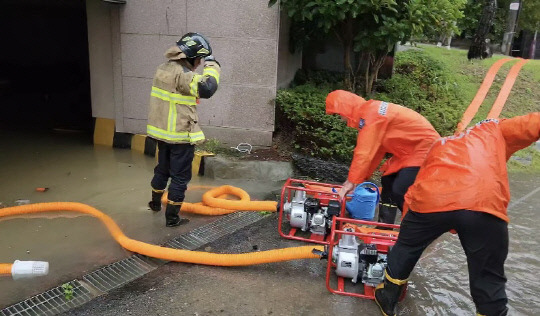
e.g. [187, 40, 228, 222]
[331, 228, 388, 287]
[283, 190, 341, 237]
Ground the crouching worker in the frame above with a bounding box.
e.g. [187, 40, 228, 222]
[146, 33, 221, 227]
[375, 113, 540, 316]
[325, 90, 440, 224]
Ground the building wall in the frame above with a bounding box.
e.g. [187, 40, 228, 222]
[276, 11, 302, 89]
[87, 0, 290, 146]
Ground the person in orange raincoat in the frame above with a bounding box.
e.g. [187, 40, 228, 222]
[374, 114, 540, 316]
[325, 90, 440, 224]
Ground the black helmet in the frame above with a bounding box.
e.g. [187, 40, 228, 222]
[176, 32, 212, 58]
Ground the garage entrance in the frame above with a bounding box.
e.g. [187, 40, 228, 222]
[0, 0, 92, 131]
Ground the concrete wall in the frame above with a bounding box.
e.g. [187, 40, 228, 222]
[86, 0, 115, 120]
[87, 0, 286, 146]
[276, 11, 302, 89]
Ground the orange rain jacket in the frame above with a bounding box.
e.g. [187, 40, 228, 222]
[325, 90, 440, 183]
[404, 113, 540, 222]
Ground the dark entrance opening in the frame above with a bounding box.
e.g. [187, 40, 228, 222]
[0, 0, 92, 132]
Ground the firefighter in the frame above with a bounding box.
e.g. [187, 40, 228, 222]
[374, 113, 540, 316]
[147, 32, 221, 227]
[325, 90, 440, 224]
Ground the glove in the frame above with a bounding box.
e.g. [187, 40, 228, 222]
[204, 55, 220, 66]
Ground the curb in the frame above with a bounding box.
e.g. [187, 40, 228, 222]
[92, 117, 214, 176]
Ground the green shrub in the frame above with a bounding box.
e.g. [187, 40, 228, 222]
[276, 50, 468, 164]
[374, 50, 466, 136]
[275, 84, 356, 163]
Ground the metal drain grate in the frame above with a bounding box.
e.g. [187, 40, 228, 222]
[1, 211, 267, 315]
[167, 212, 264, 250]
[1, 280, 93, 316]
[82, 255, 158, 293]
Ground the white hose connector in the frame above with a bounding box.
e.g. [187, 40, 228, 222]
[11, 260, 49, 280]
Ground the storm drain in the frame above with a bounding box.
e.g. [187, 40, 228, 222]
[1, 211, 267, 316]
[1, 280, 92, 316]
[82, 255, 158, 293]
[166, 212, 264, 250]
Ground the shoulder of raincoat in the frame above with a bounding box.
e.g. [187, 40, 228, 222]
[404, 113, 540, 222]
[146, 46, 221, 145]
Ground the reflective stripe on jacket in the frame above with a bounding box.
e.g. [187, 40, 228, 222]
[404, 113, 540, 222]
[147, 59, 220, 144]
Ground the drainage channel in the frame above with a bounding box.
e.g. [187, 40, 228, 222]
[1, 212, 267, 316]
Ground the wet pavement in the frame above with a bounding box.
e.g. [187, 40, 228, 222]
[62, 173, 539, 316]
[1, 129, 539, 315]
[0, 129, 283, 309]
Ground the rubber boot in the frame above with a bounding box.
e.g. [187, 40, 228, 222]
[374, 271, 407, 316]
[165, 202, 189, 227]
[378, 203, 398, 229]
[148, 190, 164, 212]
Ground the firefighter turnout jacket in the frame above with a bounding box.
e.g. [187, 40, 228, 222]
[147, 46, 221, 144]
[325, 90, 440, 184]
[405, 113, 540, 222]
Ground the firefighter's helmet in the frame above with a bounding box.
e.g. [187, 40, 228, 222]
[176, 33, 212, 59]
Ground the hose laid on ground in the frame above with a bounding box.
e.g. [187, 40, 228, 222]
[160, 185, 277, 215]
[0, 264, 10, 275]
[0, 202, 321, 273]
[487, 58, 529, 119]
[456, 58, 514, 133]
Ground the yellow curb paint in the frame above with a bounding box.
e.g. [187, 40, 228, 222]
[192, 151, 215, 176]
[93, 118, 115, 146]
[131, 134, 146, 153]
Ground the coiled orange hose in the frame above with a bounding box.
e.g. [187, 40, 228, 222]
[161, 185, 277, 215]
[202, 186, 277, 211]
[0, 203, 322, 267]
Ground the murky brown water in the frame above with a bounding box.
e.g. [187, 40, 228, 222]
[1, 130, 539, 315]
[0, 129, 283, 308]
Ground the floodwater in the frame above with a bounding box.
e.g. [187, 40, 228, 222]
[0, 129, 283, 308]
[1, 129, 539, 315]
[63, 173, 540, 316]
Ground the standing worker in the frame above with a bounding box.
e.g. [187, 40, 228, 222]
[374, 114, 540, 316]
[325, 90, 440, 224]
[146, 33, 221, 227]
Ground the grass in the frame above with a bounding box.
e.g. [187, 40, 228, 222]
[418, 44, 540, 172]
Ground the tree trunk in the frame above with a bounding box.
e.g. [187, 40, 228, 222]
[364, 52, 388, 96]
[340, 19, 356, 92]
[468, 0, 497, 60]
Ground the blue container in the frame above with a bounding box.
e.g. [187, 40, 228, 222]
[345, 182, 379, 220]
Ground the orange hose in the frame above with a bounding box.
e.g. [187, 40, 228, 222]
[0, 203, 321, 266]
[0, 263, 12, 275]
[487, 58, 529, 119]
[203, 186, 277, 211]
[456, 58, 514, 133]
[160, 186, 276, 215]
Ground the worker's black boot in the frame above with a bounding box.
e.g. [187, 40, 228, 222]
[377, 203, 398, 229]
[477, 306, 509, 316]
[148, 190, 164, 212]
[165, 203, 189, 227]
[374, 271, 407, 316]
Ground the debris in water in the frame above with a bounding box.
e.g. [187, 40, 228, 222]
[15, 199, 30, 206]
[35, 187, 49, 192]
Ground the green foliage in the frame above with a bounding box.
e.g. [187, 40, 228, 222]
[270, 0, 466, 94]
[195, 138, 221, 154]
[520, 0, 540, 31]
[457, 0, 513, 43]
[62, 283, 74, 301]
[374, 50, 466, 136]
[275, 84, 357, 163]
